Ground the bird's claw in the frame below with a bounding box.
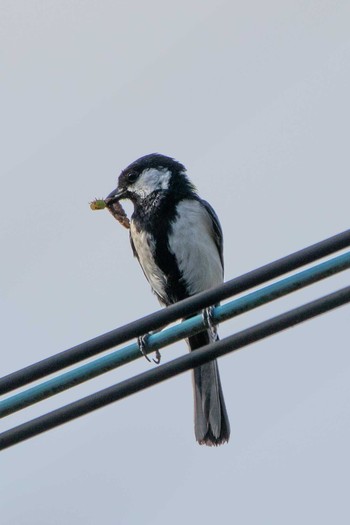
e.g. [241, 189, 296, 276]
[202, 306, 219, 341]
[137, 334, 151, 362]
[153, 349, 161, 365]
[137, 334, 161, 364]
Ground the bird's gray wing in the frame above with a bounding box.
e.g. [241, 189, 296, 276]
[200, 199, 224, 271]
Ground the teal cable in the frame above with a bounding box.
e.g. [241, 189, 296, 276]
[0, 250, 349, 418]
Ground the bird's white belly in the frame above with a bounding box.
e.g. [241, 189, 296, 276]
[130, 222, 167, 301]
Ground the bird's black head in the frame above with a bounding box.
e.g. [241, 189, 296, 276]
[105, 153, 197, 205]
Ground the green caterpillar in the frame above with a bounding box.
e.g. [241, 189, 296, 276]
[89, 198, 130, 229]
[90, 199, 107, 210]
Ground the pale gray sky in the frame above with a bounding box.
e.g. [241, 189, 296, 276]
[1, 1, 350, 523]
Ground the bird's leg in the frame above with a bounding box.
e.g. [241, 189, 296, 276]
[202, 306, 219, 342]
[137, 333, 162, 364]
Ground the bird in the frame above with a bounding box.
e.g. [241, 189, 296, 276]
[105, 153, 230, 446]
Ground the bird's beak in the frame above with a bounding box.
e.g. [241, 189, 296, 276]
[105, 186, 126, 205]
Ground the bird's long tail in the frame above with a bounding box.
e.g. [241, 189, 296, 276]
[188, 330, 230, 446]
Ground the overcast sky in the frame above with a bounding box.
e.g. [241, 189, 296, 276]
[1, 1, 350, 523]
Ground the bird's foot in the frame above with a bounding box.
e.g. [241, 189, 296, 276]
[202, 306, 219, 342]
[137, 334, 151, 362]
[153, 349, 161, 365]
[137, 334, 161, 364]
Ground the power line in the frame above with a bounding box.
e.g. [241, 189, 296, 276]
[0, 286, 349, 451]
[1, 228, 350, 395]
[1, 250, 349, 419]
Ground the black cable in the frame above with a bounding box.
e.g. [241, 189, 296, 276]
[1, 228, 349, 395]
[1, 285, 349, 451]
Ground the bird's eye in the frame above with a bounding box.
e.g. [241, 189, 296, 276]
[127, 172, 139, 184]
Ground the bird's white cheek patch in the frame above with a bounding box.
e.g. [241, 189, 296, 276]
[168, 200, 223, 295]
[131, 168, 171, 198]
[130, 222, 167, 301]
